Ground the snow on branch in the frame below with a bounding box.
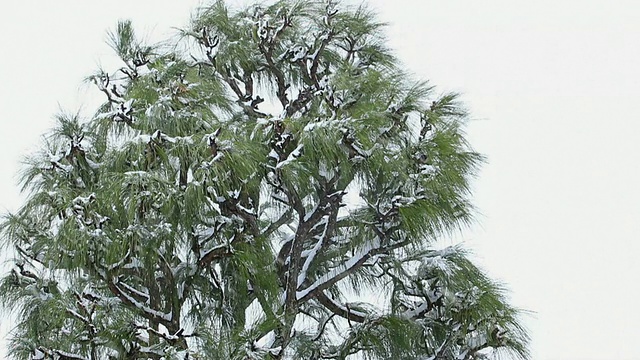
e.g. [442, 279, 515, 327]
[108, 280, 172, 324]
[33, 347, 88, 360]
[296, 237, 381, 302]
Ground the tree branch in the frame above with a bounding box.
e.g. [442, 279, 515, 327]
[316, 291, 366, 323]
[297, 238, 409, 304]
[263, 208, 293, 238]
[107, 280, 172, 326]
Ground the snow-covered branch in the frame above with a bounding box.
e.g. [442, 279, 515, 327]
[296, 237, 381, 303]
[107, 280, 172, 324]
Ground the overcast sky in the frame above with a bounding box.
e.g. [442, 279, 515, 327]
[1, 1, 639, 359]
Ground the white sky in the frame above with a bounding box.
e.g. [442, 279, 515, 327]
[1, 1, 639, 359]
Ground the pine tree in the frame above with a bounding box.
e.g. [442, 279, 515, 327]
[0, 1, 529, 359]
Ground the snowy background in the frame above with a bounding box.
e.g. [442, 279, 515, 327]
[1, 1, 639, 359]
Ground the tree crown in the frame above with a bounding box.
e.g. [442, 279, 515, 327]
[1, 1, 528, 359]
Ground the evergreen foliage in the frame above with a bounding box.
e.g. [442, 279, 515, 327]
[1, 1, 529, 359]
